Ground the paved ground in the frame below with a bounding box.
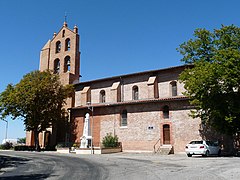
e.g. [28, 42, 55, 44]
[0, 150, 240, 180]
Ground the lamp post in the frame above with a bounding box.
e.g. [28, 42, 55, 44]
[87, 102, 94, 154]
[2, 119, 8, 141]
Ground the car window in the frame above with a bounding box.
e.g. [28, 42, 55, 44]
[206, 141, 214, 146]
[190, 141, 203, 144]
[206, 141, 210, 146]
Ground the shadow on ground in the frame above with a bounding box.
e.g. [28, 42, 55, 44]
[0, 155, 29, 170]
[0, 173, 53, 180]
[0, 155, 54, 179]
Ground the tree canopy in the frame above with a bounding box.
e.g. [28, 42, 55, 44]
[0, 70, 74, 149]
[178, 25, 240, 135]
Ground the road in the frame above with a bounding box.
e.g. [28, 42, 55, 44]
[0, 151, 240, 180]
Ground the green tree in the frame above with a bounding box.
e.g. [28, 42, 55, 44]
[178, 25, 240, 135]
[17, 137, 26, 144]
[0, 70, 74, 151]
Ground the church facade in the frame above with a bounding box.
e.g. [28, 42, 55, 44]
[26, 22, 203, 153]
[72, 65, 202, 153]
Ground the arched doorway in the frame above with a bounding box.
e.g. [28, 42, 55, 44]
[163, 124, 170, 144]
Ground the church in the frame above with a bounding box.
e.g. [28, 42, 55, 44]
[26, 22, 203, 153]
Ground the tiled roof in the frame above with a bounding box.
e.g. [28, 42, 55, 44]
[70, 96, 190, 110]
[75, 64, 193, 85]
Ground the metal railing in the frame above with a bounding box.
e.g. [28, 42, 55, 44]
[153, 138, 161, 153]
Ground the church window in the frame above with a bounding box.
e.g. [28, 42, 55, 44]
[99, 90, 106, 103]
[64, 56, 71, 72]
[170, 81, 177, 96]
[65, 38, 70, 51]
[163, 105, 169, 119]
[132, 86, 139, 100]
[62, 30, 65, 37]
[56, 41, 61, 53]
[121, 110, 127, 127]
[54, 59, 60, 74]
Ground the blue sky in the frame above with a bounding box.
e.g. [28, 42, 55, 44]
[0, 0, 240, 143]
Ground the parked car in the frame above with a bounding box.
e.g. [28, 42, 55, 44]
[185, 140, 221, 157]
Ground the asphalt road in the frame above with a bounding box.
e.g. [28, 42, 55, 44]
[0, 151, 240, 180]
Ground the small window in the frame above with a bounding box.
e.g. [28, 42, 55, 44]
[100, 90, 106, 103]
[163, 105, 169, 119]
[121, 110, 127, 127]
[132, 86, 139, 100]
[65, 38, 70, 51]
[170, 81, 177, 96]
[64, 56, 71, 72]
[54, 59, 60, 74]
[62, 30, 65, 37]
[56, 41, 61, 53]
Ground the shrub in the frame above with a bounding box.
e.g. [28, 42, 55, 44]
[56, 142, 73, 148]
[73, 143, 80, 148]
[44, 145, 56, 151]
[14, 145, 35, 151]
[102, 133, 119, 148]
[0, 142, 13, 150]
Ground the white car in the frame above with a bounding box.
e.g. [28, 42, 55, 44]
[185, 140, 221, 157]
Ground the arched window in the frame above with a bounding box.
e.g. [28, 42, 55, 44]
[170, 81, 177, 96]
[121, 110, 127, 127]
[56, 41, 61, 53]
[54, 59, 60, 74]
[100, 90, 106, 103]
[132, 86, 139, 100]
[163, 105, 169, 119]
[62, 30, 65, 37]
[65, 38, 70, 51]
[64, 56, 71, 72]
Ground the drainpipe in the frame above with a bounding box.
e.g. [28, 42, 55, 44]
[120, 77, 124, 102]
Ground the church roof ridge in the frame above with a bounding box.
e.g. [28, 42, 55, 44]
[75, 64, 192, 85]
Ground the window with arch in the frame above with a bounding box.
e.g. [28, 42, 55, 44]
[121, 110, 128, 127]
[62, 30, 65, 37]
[56, 41, 61, 53]
[99, 90, 106, 103]
[54, 59, 60, 74]
[170, 81, 177, 96]
[65, 38, 70, 51]
[163, 105, 169, 119]
[132, 86, 139, 100]
[64, 56, 71, 72]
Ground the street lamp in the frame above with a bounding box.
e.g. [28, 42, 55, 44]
[87, 102, 94, 154]
[2, 119, 8, 142]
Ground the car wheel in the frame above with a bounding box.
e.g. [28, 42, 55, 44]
[187, 154, 192, 157]
[205, 150, 209, 157]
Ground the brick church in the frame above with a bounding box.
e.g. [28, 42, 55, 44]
[26, 22, 204, 153]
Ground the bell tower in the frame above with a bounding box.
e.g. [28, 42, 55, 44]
[26, 22, 81, 148]
[39, 21, 80, 85]
[26, 20, 80, 147]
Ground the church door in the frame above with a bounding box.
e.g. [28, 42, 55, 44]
[163, 124, 170, 144]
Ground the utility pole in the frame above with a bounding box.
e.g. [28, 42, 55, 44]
[2, 119, 8, 141]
